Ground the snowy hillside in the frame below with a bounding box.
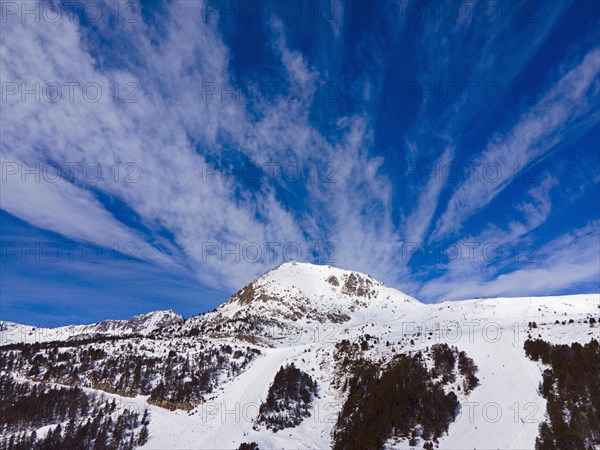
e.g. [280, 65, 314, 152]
[0, 310, 184, 344]
[1, 262, 598, 450]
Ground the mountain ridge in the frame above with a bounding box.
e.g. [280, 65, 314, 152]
[2, 262, 598, 345]
[1, 263, 599, 449]
[0, 309, 184, 345]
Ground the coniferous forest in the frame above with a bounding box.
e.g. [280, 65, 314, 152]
[332, 343, 477, 450]
[524, 338, 600, 450]
[255, 363, 319, 431]
[0, 336, 260, 410]
[0, 374, 149, 450]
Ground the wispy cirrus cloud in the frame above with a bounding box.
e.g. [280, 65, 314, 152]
[416, 173, 588, 301]
[1, 1, 405, 291]
[1, 2, 302, 289]
[403, 146, 455, 243]
[419, 220, 600, 300]
[0, 160, 172, 266]
[1, 0, 598, 320]
[431, 47, 600, 240]
[397, 1, 571, 249]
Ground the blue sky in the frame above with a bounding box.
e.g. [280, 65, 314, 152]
[1, 0, 599, 326]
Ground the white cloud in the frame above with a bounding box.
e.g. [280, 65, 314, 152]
[403, 146, 455, 243]
[1, 1, 597, 301]
[0, 158, 171, 266]
[1, 1, 407, 291]
[419, 221, 600, 301]
[432, 48, 600, 240]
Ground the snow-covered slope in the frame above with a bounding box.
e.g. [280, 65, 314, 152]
[1, 262, 598, 449]
[0, 309, 184, 344]
[156, 282, 598, 449]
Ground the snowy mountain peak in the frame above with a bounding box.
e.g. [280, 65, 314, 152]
[178, 263, 422, 344]
[221, 262, 419, 312]
[244, 261, 405, 298]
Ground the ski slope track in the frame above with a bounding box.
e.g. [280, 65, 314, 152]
[1, 262, 598, 449]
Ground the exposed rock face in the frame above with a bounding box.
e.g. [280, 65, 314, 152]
[341, 272, 377, 299]
[326, 275, 340, 286]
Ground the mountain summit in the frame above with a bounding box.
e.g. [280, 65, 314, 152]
[178, 262, 421, 344]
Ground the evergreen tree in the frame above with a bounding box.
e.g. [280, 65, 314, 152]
[138, 424, 149, 445]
